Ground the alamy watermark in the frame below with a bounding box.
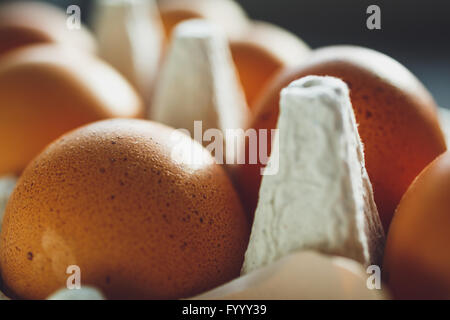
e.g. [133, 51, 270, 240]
[66, 5, 81, 30]
[169, 121, 280, 176]
[66, 265, 81, 289]
[367, 5, 381, 30]
[367, 265, 382, 290]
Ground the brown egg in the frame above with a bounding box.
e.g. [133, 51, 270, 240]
[0, 1, 96, 57]
[234, 46, 446, 227]
[0, 44, 143, 176]
[384, 151, 450, 299]
[230, 21, 310, 107]
[0, 119, 250, 300]
[158, 0, 249, 39]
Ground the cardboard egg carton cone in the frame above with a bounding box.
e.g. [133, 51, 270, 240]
[191, 251, 386, 300]
[151, 19, 248, 152]
[243, 76, 385, 275]
[438, 107, 450, 145]
[92, 0, 164, 104]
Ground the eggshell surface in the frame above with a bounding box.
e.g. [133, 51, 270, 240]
[230, 21, 310, 107]
[0, 1, 96, 56]
[384, 151, 450, 299]
[235, 46, 447, 228]
[0, 44, 143, 176]
[0, 119, 250, 300]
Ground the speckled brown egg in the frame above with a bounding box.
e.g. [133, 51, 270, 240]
[234, 45, 446, 229]
[0, 44, 143, 176]
[384, 151, 450, 299]
[0, 119, 250, 300]
[0, 1, 96, 57]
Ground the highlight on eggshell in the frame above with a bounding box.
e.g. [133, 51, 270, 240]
[192, 251, 386, 300]
[234, 45, 447, 229]
[0, 1, 96, 57]
[158, 0, 249, 39]
[92, 0, 165, 104]
[0, 119, 250, 300]
[383, 151, 450, 300]
[230, 21, 311, 107]
[0, 44, 143, 176]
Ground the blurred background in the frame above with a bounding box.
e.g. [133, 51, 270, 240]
[1, 0, 449, 107]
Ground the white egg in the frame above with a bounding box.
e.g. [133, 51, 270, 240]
[47, 287, 105, 300]
[191, 251, 387, 300]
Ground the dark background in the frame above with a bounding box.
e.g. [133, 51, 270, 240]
[1, 0, 449, 108]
